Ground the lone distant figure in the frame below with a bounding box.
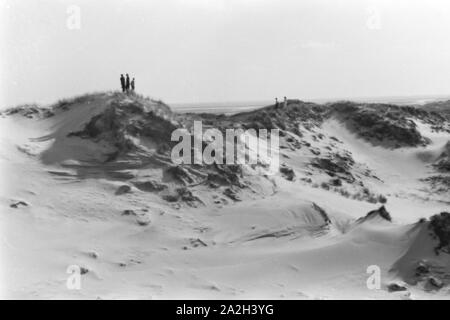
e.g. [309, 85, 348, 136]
[120, 74, 125, 92]
[275, 97, 279, 108]
[125, 74, 130, 93]
[131, 78, 135, 92]
[283, 96, 287, 108]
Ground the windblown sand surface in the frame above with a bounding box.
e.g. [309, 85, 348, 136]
[1, 92, 450, 299]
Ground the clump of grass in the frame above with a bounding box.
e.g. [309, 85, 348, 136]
[429, 212, 450, 254]
[377, 194, 387, 204]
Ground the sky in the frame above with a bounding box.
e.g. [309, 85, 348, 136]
[1, 0, 450, 107]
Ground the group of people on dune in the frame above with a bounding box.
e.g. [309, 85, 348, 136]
[120, 74, 135, 93]
[275, 96, 287, 108]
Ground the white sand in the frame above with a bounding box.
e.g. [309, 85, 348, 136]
[1, 100, 449, 299]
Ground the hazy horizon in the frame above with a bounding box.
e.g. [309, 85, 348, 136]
[4, 91, 450, 110]
[2, 0, 450, 108]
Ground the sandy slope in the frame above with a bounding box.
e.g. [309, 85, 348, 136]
[322, 119, 450, 222]
[1, 94, 449, 299]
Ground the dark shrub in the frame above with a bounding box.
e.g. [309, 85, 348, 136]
[429, 212, 450, 254]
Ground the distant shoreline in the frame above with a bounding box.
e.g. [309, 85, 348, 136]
[171, 94, 450, 114]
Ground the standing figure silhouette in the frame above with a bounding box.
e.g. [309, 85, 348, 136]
[125, 74, 130, 93]
[120, 74, 125, 92]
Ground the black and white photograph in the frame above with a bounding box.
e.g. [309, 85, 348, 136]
[1, 0, 450, 304]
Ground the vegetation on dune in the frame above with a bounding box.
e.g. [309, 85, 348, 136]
[328, 101, 445, 148]
[429, 212, 450, 254]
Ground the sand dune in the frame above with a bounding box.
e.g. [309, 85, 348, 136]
[1, 92, 449, 299]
